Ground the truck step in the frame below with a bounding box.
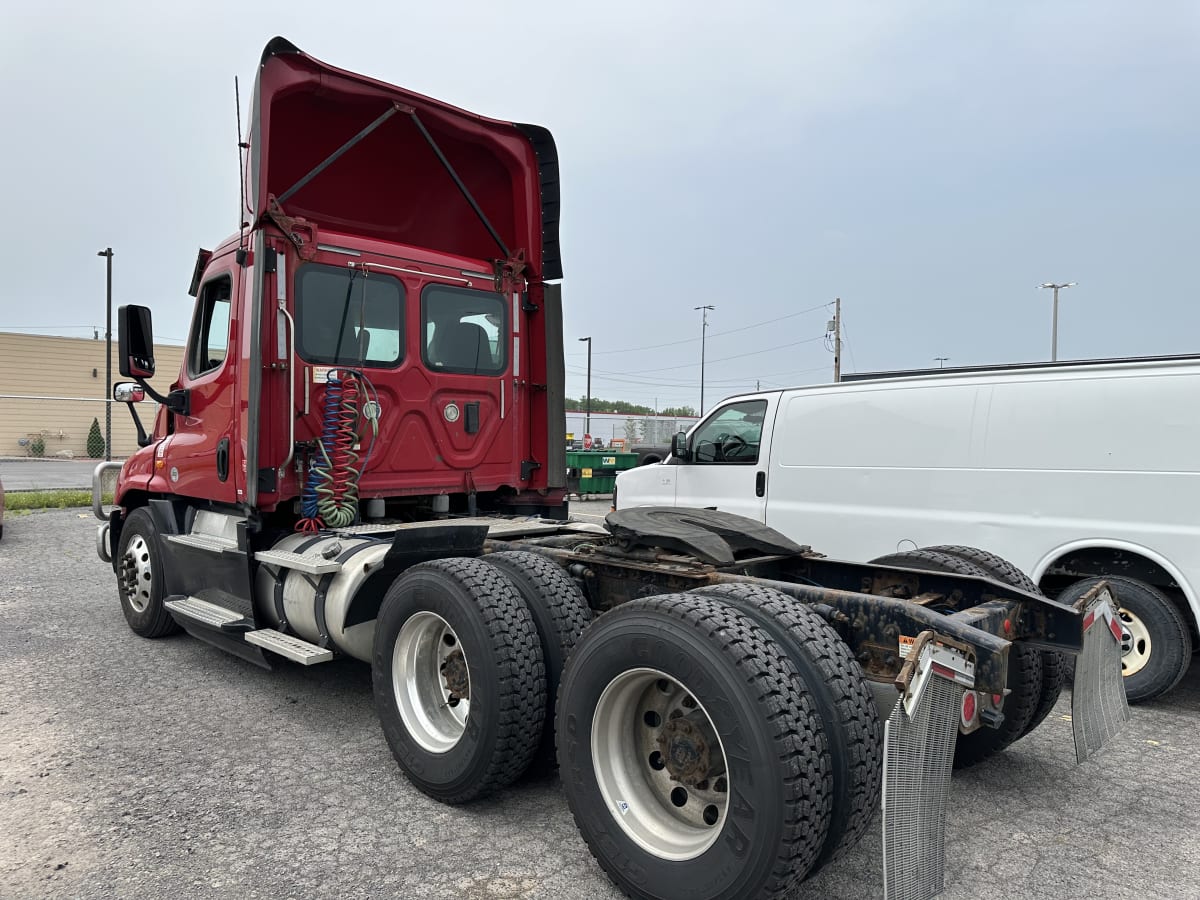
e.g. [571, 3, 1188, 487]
[244, 629, 334, 665]
[166, 533, 238, 554]
[165, 595, 247, 629]
[253, 549, 343, 575]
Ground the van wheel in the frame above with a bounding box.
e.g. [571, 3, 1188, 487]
[372, 558, 546, 803]
[871, 549, 1043, 767]
[925, 545, 1064, 738]
[1057, 576, 1192, 703]
[689, 583, 881, 873]
[115, 507, 182, 638]
[482, 551, 592, 771]
[558, 593, 832, 898]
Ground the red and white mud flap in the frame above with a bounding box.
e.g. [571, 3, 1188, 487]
[1072, 582, 1132, 763]
[882, 633, 974, 900]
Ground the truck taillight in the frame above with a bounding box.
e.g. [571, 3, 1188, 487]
[961, 690, 979, 728]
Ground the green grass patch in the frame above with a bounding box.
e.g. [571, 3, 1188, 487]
[5, 489, 113, 510]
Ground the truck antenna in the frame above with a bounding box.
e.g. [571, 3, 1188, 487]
[235, 76, 248, 252]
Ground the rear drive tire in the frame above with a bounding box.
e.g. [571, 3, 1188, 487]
[558, 593, 832, 898]
[690, 583, 882, 872]
[115, 507, 181, 638]
[952, 642, 1043, 768]
[870, 548, 1043, 767]
[482, 551, 592, 770]
[372, 558, 546, 803]
[926, 545, 1064, 738]
[1057, 575, 1192, 703]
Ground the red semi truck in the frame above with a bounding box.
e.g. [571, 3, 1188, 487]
[93, 38, 1129, 900]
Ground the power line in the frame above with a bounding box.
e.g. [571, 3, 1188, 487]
[585, 301, 834, 356]
[613, 335, 828, 375]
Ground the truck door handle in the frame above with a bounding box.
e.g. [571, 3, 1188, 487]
[755, 471, 765, 497]
[216, 437, 230, 482]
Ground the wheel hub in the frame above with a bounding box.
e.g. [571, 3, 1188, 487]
[440, 648, 470, 699]
[657, 716, 715, 786]
[119, 536, 154, 613]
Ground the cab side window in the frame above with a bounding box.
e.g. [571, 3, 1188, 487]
[690, 400, 767, 464]
[188, 275, 232, 378]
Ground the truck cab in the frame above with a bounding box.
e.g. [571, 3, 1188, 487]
[115, 37, 566, 530]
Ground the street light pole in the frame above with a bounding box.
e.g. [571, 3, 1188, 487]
[578, 336, 592, 435]
[1038, 282, 1076, 362]
[694, 305, 714, 415]
[98, 248, 114, 461]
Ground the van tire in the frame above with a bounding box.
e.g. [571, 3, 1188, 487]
[481, 551, 592, 771]
[1056, 575, 1193, 703]
[372, 558, 546, 803]
[115, 507, 182, 638]
[557, 593, 832, 898]
[871, 549, 1044, 766]
[689, 583, 882, 872]
[925, 545, 1065, 737]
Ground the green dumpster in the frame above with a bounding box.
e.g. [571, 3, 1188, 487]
[566, 451, 638, 498]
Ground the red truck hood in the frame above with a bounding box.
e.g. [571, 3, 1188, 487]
[249, 37, 561, 279]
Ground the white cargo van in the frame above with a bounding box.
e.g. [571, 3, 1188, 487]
[615, 355, 1200, 702]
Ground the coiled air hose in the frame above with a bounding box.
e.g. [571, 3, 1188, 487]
[297, 370, 379, 532]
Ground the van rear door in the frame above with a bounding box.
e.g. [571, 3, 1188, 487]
[672, 396, 776, 522]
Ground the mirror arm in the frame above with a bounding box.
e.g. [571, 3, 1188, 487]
[133, 376, 190, 417]
[123, 403, 151, 448]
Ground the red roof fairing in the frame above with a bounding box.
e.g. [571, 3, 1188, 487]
[248, 38, 559, 279]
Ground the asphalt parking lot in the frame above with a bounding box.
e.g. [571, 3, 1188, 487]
[2, 506, 1198, 899]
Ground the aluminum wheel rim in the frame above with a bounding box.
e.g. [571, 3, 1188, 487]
[1117, 607, 1152, 677]
[591, 668, 729, 861]
[393, 612, 470, 754]
[119, 535, 154, 613]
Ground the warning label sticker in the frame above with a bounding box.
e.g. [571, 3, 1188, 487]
[898, 635, 917, 658]
[312, 366, 338, 383]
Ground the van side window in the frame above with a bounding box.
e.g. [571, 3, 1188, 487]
[187, 275, 232, 378]
[690, 400, 767, 464]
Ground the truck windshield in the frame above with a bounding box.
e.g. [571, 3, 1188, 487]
[296, 264, 404, 368]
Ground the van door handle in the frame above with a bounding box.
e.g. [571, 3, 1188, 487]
[755, 471, 765, 497]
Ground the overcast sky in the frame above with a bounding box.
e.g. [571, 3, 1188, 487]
[3, 2, 1197, 410]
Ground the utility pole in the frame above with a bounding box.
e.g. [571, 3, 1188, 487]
[828, 297, 842, 383]
[578, 336, 592, 434]
[97, 248, 114, 462]
[1038, 282, 1076, 361]
[935, 357, 949, 368]
[694, 305, 714, 415]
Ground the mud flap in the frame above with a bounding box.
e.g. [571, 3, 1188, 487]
[1071, 584, 1131, 763]
[882, 635, 973, 900]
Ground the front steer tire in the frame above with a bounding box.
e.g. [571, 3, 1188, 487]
[557, 593, 833, 899]
[372, 558, 546, 804]
[115, 506, 181, 638]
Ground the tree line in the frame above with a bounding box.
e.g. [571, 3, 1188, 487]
[570, 396, 697, 418]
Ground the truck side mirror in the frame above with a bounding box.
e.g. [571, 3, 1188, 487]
[672, 431, 691, 461]
[118, 305, 156, 379]
[113, 383, 146, 403]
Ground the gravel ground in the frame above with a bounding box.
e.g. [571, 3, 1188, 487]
[2, 507, 1198, 899]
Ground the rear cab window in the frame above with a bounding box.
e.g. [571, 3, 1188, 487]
[296, 263, 405, 368]
[421, 284, 507, 375]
